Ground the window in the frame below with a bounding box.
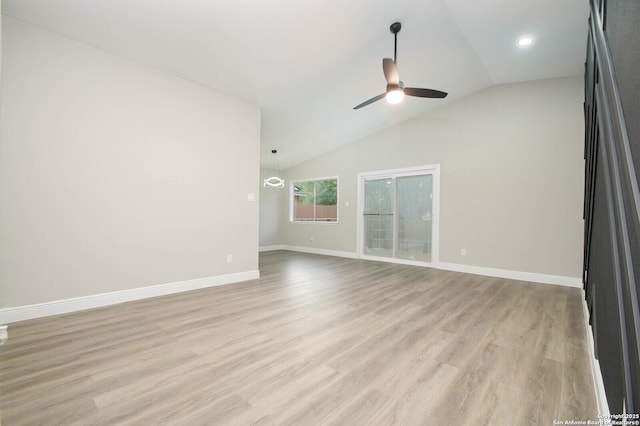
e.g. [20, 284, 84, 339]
[291, 178, 338, 222]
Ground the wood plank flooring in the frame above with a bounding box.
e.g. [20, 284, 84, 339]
[0, 251, 598, 425]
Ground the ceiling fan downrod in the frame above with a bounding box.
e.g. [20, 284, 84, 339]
[390, 22, 401, 64]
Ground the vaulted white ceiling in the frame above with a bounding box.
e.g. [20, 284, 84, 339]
[2, 0, 589, 169]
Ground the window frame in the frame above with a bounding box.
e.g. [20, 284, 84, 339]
[289, 176, 339, 224]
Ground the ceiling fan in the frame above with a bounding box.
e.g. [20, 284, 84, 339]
[353, 22, 448, 110]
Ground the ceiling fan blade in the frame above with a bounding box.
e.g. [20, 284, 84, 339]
[353, 93, 386, 110]
[382, 58, 399, 84]
[404, 87, 448, 98]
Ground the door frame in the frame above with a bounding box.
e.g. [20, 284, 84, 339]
[357, 164, 440, 267]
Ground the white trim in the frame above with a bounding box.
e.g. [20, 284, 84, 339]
[0, 270, 260, 324]
[361, 254, 436, 268]
[437, 261, 582, 287]
[280, 245, 360, 260]
[358, 164, 443, 178]
[581, 290, 610, 417]
[0, 325, 7, 346]
[259, 245, 285, 252]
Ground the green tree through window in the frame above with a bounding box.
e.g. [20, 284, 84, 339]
[292, 178, 338, 222]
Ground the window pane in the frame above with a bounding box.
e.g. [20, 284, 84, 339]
[293, 181, 315, 221]
[364, 178, 394, 257]
[396, 175, 432, 262]
[292, 178, 338, 222]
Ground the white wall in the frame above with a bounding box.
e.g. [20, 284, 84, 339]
[276, 77, 585, 279]
[0, 2, 3, 86]
[0, 17, 260, 308]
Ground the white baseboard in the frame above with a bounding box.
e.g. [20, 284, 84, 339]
[581, 291, 610, 418]
[438, 262, 582, 288]
[259, 244, 285, 252]
[281, 245, 361, 260]
[0, 270, 260, 324]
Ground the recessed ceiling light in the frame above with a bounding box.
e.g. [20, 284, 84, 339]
[517, 36, 534, 47]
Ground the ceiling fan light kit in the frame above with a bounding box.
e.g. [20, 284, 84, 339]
[354, 22, 447, 110]
[385, 85, 405, 104]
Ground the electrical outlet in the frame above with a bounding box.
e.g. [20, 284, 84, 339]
[461, 249, 467, 256]
[227, 254, 233, 263]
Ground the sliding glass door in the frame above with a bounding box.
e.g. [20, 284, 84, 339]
[360, 166, 439, 265]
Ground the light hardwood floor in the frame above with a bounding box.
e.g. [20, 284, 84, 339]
[0, 251, 597, 425]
